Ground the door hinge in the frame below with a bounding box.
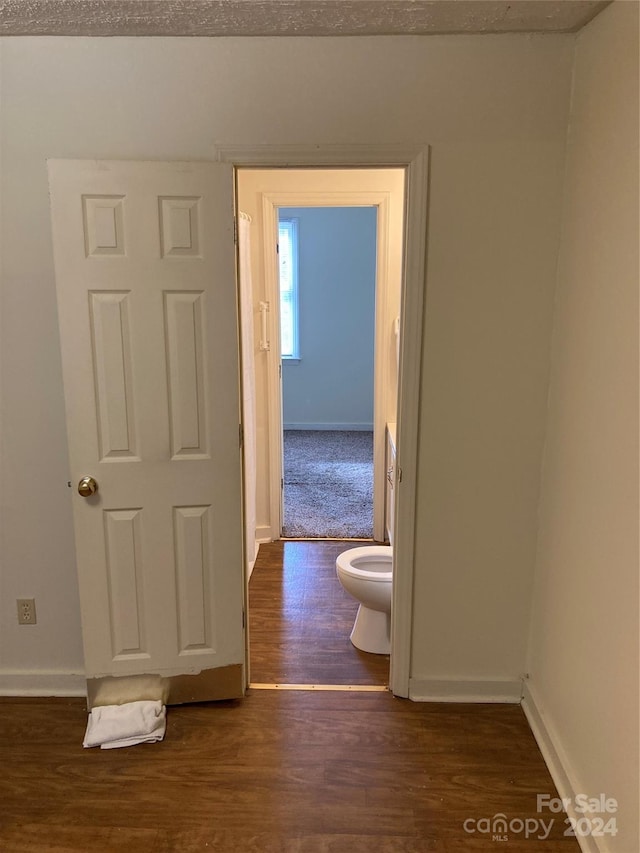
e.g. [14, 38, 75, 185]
[259, 301, 270, 352]
[233, 216, 238, 245]
[397, 466, 403, 483]
[239, 423, 244, 449]
[276, 241, 279, 255]
[242, 609, 245, 629]
[278, 363, 282, 379]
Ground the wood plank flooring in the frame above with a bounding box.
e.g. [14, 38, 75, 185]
[248, 540, 390, 685]
[0, 540, 580, 851]
[0, 691, 580, 852]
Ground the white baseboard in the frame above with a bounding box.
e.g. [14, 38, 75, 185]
[246, 538, 260, 579]
[409, 677, 523, 703]
[247, 553, 256, 579]
[283, 423, 373, 431]
[256, 525, 273, 544]
[0, 670, 86, 698]
[522, 681, 600, 853]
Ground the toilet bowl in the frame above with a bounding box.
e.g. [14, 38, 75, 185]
[335, 545, 392, 654]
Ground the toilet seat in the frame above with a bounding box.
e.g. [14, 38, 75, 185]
[335, 546, 392, 581]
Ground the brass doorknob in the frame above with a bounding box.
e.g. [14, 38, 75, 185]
[78, 476, 98, 497]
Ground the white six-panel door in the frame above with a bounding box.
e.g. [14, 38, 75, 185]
[48, 160, 245, 705]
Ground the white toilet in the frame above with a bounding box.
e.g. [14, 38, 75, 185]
[335, 545, 393, 654]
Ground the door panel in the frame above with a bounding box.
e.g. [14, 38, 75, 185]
[48, 160, 245, 705]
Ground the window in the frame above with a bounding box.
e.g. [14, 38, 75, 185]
[278, 218, 299, 360]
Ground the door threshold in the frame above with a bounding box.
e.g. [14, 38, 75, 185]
[279, 537, 376, 542]
[249, 683, 388, 692]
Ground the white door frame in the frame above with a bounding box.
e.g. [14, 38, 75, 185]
[261, 187, 396, 543]
[219, 144, 429, 698]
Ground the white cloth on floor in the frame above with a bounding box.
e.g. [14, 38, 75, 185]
[83, 700, 166, 749]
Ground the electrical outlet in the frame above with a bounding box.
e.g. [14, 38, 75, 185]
[17, 598, 36, 625]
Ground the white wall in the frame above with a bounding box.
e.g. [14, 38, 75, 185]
[0, 35, 573, 692]
[525, 3, 639, 850]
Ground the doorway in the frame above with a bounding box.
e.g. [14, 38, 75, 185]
[236, 168, 405, 546]
[237, 166, 407, 688]
[227, 144, 429, 697]
[278, 205, 378, 540]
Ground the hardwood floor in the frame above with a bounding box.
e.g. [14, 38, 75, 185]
[248, 540, 390, 685]
[0, 692, 580, 851]
[0, 541, 580, 851]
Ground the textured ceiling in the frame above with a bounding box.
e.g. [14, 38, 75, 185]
[0, 0, 613, 37]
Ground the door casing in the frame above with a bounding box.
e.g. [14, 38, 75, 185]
[257, 181, 402, 543]
[221, 144, 430, 698]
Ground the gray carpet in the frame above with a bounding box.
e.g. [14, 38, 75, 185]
[283, 430, 373, 539]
